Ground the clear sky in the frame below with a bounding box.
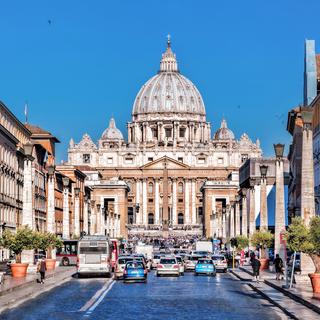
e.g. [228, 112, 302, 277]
[1, 0, 320, 161]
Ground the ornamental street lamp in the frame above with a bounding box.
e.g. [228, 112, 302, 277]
[273, 143, 285, 160]
[62, 177, 70, 188]
[47, 164, 55, 176]
[24, 142, 34, 158]
[74, 187, 80, 197]
[259, 164, 269, 231]
[260, 164, 268, 178]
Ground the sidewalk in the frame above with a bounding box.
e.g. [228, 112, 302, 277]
[0, 266, 76, 314]
[239, 265, 320, 314]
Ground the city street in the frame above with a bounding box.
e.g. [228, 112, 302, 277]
[0, 272, 287, 320]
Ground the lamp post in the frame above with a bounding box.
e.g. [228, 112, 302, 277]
[74, 187, 80, 237]
[47, 164, 55, 233]
[235, 195, 241, 236]
[241, 189, 248, 237]
[259, 164, 268, 231]
[96, 203, 101, 235]
[83, 194, 89, 235]
[62, 177, 70, 239]
[90, 200, 96, 235]
[274, 143, 285, 260]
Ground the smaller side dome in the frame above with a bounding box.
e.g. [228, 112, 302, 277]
[101, 118, 124, 141]
[214, 119, 235, 140]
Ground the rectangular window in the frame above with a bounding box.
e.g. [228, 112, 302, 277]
[198, 157, 206, 164]
[125, 157, 133, 164]
[178, 198, 183, 203]
[148, 157, 153, 162]
[107, 157, 113, 164]
[83, 154, 90, 164]
[178, 157, 183, 162]
[217, 157, 224, 164]
[165, 128, 172, 138]
[179, 128, 186, 138]
[148, 198, 153, 203]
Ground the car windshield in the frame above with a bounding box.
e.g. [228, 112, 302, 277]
[212, 256, 225, 261]
[198, 259, 213, 264]
[126, 261, 144, 269]
[176, 257, 182, 263]
[118, 258, 133, 264]
[153, 255, 161, 259]
[160, 258, 176, 264]
[190, 256, 200, 261]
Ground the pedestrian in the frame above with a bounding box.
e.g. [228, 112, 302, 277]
[251, 257, 261, 282]
[240, 249, 245, 266]
[273, 254, 283, 280]
[37, 256, 47, 284]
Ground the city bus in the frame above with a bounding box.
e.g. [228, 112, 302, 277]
[56, 240, 78, 266]
[77, 236, 112, 276]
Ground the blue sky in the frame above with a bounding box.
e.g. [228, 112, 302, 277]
[1, 0, 320, 161]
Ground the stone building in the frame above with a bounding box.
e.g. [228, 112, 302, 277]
[67, 38, 262, 239]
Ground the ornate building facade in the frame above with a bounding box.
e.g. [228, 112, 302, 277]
[67, 39, 262, 238]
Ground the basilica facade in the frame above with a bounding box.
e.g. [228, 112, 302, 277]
[67, 39, 262, 239]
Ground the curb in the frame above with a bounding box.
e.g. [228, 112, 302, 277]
[0, 269, 73, 297]
[0, 271, 75, 314]
[264, 279, 320, 315]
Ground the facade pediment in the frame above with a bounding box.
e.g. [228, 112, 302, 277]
[140, 156, 190, 170]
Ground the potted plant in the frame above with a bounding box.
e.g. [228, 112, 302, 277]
[286, 217, 320, 293]
[34, 232, 63, 270]
[250, 230, 273, 270]
[0, 226, 35, 277]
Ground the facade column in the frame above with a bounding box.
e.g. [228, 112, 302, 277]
[142, 179, 147, 225]
[135, 179, 141, 224]
[184, 179, 190, 224]
[260, 176, 268, 231]
[235, 199, 241, 236]
[74, 188, 80, 237]
[211, 197, 216, 238]
[222, 211, 226, 239]
[155, 179, 160, 224]
[83, 197, 89, 235]
[274, 144, 285, 259]
[191, 180, 196, 224]
[128, 124, 131, 143]
[229, 202, 235, 238]
[241, 190, 247, 237]
[47, 169, 55, 233]
[172, 179, 177, 225]
[90, 200, 96, 235]
[62, 177, 70, 239]
[22, 158, 33, 228]
[249, 187, 256, 235]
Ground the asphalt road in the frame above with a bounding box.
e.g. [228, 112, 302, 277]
[0, 271, 287, 320]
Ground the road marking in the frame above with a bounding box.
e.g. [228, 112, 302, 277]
[79, 280, 114, 312]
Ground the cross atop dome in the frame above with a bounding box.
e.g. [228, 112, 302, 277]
[160, 35, 178, 72]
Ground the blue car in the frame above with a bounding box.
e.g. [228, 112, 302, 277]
[195, 259, 216, 276]
[123, 260, 147, 283]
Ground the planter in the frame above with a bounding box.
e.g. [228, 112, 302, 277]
[11, 263, 29, 278]
[259, 258, 269, 270]
[45, 259, 56, 270]
[309, 273, 320, 294]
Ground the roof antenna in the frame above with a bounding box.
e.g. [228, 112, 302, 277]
[24, 101, 28, 124]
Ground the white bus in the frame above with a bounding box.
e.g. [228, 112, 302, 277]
[77, 236, 111, 276]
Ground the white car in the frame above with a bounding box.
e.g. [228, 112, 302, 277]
[212, 255, 228, 272]
[152, 253, 161, 269]
[114, 256, 134, 279]
[175, 256, 185, 275]
[156, 257, 180, 277]
[185, 255, 201, 271]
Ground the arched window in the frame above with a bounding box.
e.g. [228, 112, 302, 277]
[148, 182, 153, 194]
[148, 213, 154, 225]
[178, 182, 183, 194]
[178, 213, 184, 225]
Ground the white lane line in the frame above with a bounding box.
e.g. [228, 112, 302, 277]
[86, 280, 115, 314]
[79, 280, 112, 312]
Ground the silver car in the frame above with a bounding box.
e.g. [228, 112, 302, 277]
[175, 256, 185, 275]
[156, 257, 180, 277]
[185, 255, 201, 271]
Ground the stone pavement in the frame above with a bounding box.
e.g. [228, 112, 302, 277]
[231, 267, 320, 320]
[0, 266, 76, 314]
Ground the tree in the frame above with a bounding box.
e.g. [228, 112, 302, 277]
[286, 217, 320, 273]
[250, 230, 273, 259]
[0, 226, 35, 263]
[34, 232, 63, 259]
[235, 236, 249, 250]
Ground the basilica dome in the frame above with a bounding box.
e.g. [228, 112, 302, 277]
[214, 119, 235, 140]
[101, 118, 124, 141]
[132, 37, 206, 119]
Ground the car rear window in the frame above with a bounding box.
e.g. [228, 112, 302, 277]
[176, 257, 182, 263]
[198, 259, 213, 264]
[126, 262, 144, 268]
[212, 256, 225, 261]
[160, 258, 176, 264]
[118, 258, 133, 264]
[153, 255, 160, 259]
[190, 256, 200, 261]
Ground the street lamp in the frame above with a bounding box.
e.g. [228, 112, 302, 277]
[24, 142, 33, 157]
[260, 164, 268, 178]
[47, 164, 55, 176]
[62, 177, 69, 188]
[301, 108, 313, 127]
[273, 143, 285, 159]
[74, 187, 80, 197]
